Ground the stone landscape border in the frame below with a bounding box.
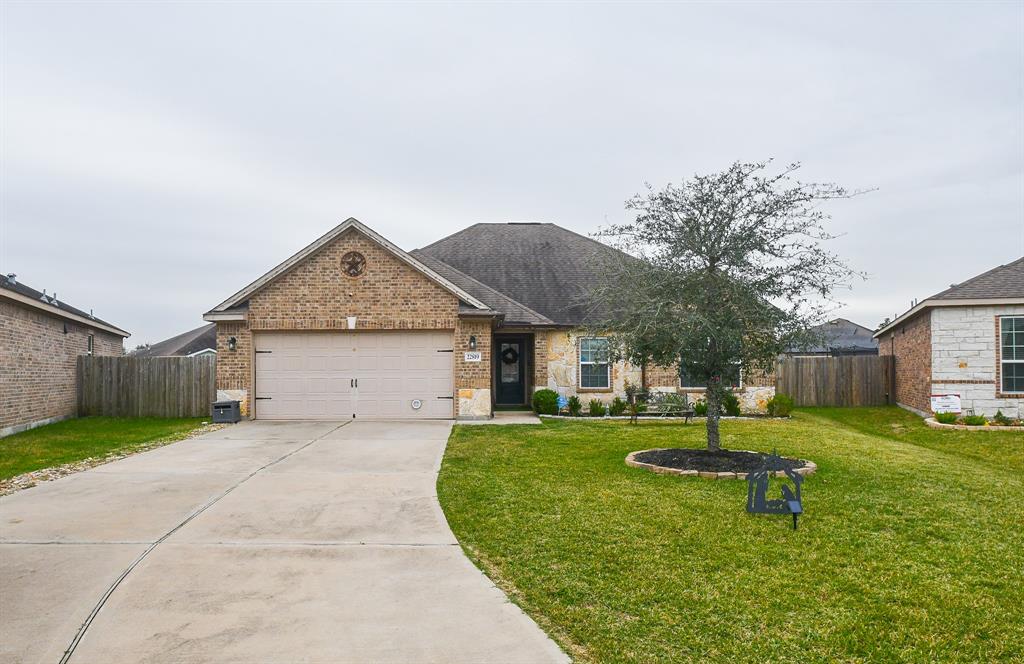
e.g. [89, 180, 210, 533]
[924, 417, 1024, 432]
[625, 448, 817, 481]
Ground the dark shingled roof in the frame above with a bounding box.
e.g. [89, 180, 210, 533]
[0, 272, 126, 333]
[928, 257, 1024, 301]
[415, 223, 628, 326]
[134, 323, 216, 357]
[410, 251, 554, 326]
[788, 318, 879, 355]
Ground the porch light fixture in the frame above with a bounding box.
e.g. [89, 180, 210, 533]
[228, 336, 237, 351]
[469, 335, 477, 350]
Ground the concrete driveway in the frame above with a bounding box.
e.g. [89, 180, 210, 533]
[0, 420, 568, 664]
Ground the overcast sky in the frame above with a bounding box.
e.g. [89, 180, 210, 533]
[2, 2, 1022, 346]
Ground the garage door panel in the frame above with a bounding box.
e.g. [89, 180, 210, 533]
[255, 331, 454, 420]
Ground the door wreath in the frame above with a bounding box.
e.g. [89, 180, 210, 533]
[501, 346, 519, 365]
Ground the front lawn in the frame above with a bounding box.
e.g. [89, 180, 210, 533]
[437, 408, 1024, 663]
[0, 416, 207, 481]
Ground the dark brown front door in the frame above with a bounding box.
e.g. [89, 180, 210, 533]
[494, 335, 528, 406]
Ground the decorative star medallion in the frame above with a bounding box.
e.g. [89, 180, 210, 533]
[341, 251, 366, 278]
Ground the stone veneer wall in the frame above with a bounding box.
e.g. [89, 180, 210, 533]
[455, 319, 493, 418]
[1, 299, 123, 437]
[930, 305, 1024, 417]
[213, 228, 492, 419]
[878, 311, 931, 414]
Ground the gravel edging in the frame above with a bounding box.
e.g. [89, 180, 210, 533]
[924, 417, 1024, 432]
[625, 448, 817, 480]
[0, 422, 228, 496]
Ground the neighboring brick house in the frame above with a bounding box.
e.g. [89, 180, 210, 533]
[874, 257, 1024, 417]
[1, 273, 129, 437]
[204, 219, 776, 420]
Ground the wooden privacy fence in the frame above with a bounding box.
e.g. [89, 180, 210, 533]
[775, 355, 894, 407]
[78, 355, 216, 417]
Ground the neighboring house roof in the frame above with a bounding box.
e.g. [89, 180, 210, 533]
[875, 257, 1024, 338]
[0, 272, 130, 337]
[415, 222, 630, 326]
[134, 323, 216, 357]
[788, 318, 878, 355]
[206, 218, 492, 316]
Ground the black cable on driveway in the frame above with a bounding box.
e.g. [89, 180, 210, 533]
[58, 421, 349, 664]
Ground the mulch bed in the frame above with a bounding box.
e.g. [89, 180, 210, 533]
[633, 448, 807, 473]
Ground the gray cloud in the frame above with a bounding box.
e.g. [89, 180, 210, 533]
[2, 1, 1021, 346]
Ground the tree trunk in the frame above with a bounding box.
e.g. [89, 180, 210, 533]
[705, 385, 722, 451]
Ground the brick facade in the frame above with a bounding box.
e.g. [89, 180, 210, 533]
[214, 228, 492, 419]
[878, 310, 932, 414]
[1, 299, 123, 436]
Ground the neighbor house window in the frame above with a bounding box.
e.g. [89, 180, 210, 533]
[87, 334, 94, 356]
[679, 361, 741, 389]
[1001, 317, 1024, 393]
[579, 337, 610, 389]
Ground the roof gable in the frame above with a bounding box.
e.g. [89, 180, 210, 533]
[207, 218, 490, 314]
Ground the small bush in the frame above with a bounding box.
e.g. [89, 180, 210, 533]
[567, 395, 583, 417]
[766, 394, 794, 417]
[588, 399, 607, 417]
[934, 411, 958, 424]
[963, 415, 987, 426]
[693, 399, 708, 416]
[993, 410, 1012, 425]
[609, 397, 627, 416]
[722, 390, 741, 417]
[532, 389, 559, 415]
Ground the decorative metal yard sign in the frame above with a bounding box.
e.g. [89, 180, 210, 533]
[746, 451, 804, 530]
[930, 393, 962, 414]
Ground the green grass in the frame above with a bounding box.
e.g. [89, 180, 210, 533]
[0, 416, 207, 480]
[437, 407, 1024, 663]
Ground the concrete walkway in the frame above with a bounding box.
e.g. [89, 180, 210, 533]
[0, 420, 568, 664]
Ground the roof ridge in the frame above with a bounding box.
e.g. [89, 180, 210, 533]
[415, 223, 488, 253]
[410, 250, 555, 324]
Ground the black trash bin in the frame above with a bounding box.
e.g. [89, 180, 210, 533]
[212, 400, 241, 424]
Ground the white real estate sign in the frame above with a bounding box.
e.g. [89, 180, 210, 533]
[930, 393, 962, 414]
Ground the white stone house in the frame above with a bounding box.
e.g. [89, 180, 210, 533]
[875, 257, 1024, 417]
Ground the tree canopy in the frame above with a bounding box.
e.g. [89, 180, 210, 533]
[590, 161, 863, 450]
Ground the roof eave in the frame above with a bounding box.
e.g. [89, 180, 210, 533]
[873, 297, 1024, 338]
[0, 288, 130, 337]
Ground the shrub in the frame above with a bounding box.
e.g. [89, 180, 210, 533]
[766, 393, 794, 417]
[567, 395, 583, 417]
[722, 390, 741, 417]
[934, 411, 958, 424]
[609, 397, 627, 416]
[993, 409, 1012, 425]
[963, 415, 987, 426]
[588, 399, 607, 417]
[532, 389, 559, 415]
[693, 399, 708, 416]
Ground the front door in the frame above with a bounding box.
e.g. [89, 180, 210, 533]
[494, 336, 527, 406]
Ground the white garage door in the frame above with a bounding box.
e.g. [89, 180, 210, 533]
[254, 331, 454, 419]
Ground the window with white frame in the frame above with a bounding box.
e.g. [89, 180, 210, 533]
[87, 334, 94, 356]
[1001, 317, 1024, 393]
[579, 337, 610, 389]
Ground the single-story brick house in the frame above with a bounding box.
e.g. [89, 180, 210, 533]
[874, 257, 1024, 417]
[203, 219, 775, 420]
[133, 323, 216, 358]
[0, 273, 129, 437]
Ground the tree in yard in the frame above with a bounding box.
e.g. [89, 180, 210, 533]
[589, 161, 863, 451]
